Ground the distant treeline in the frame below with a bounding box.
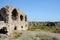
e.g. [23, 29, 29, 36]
[29, 22, 60, 27]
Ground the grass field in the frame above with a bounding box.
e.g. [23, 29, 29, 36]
[28, 26, 60, 33]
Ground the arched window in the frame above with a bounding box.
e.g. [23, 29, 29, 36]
[0, 14, 4, 21]
[25, 15, 27, 21]
[0, 8, 8, 23]
[14, 26, 17, 30]
[20, 15, 23, 21]
[12, 9, 18, 20]
[21, 26, 23, 28]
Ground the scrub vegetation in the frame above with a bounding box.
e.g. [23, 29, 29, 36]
[28, 22, 60, 33]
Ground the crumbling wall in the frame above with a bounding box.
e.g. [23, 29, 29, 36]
[0, 6, 28, 35]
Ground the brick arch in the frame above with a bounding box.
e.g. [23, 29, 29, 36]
[20, 15, 23, 21]
[12, 9, 18, 20]
[0, 8, 8, 23]
[25, 15, 27, 21]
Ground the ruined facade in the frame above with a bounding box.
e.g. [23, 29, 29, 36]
[0, 6, 28, 35]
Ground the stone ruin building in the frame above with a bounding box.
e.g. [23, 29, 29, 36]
[0, 6, 28, 35]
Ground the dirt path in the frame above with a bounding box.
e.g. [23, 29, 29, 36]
[21, 31, 60, 40]
[38, 31, 60, 40]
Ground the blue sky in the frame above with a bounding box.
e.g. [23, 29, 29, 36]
[0, 0, 60, 22]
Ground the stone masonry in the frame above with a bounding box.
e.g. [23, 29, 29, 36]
[0, 6, 28, 35]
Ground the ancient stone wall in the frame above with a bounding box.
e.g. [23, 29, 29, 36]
[0, 6, 28, 35]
